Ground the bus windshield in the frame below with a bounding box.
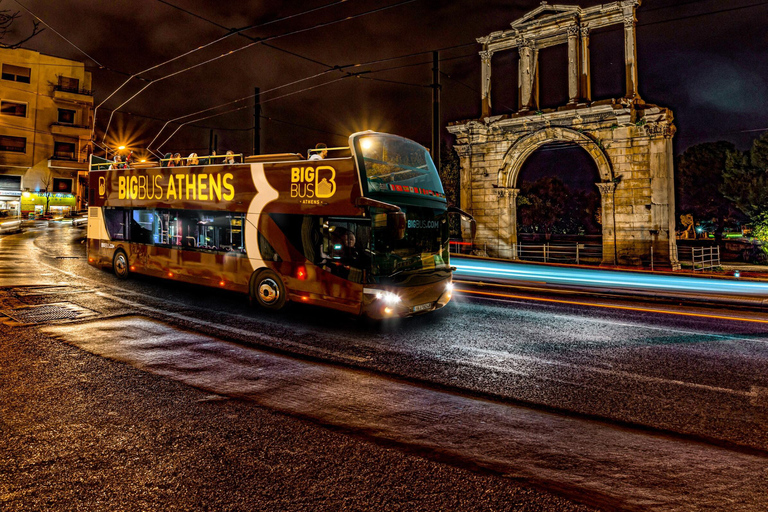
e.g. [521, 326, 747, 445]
[356, 133, 445, 202]
[370, 206, 450, 279]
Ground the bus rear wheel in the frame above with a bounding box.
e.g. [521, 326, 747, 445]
[113, 250, 129, 279]
[251, 270, 287, 310]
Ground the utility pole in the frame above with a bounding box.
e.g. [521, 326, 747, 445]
[253, 87, 261, 156]
[432, 51, 441, 172]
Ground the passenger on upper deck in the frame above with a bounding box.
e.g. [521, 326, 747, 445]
[224, 150, 236, 164]
[309, 143, 327, 161]
[163, 153, 173, 167]
[187, 153, 199, 166]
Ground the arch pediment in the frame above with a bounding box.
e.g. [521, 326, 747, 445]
[511, 2, 582, 29]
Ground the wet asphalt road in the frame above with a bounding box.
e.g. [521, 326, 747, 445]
[2, 222, 768, 510]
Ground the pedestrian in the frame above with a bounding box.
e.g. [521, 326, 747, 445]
[309, 143, 327, 161]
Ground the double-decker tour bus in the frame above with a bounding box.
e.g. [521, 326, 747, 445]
[87, 131, 470, 318]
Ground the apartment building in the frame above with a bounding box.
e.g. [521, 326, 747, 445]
[0, 47, 93, 217]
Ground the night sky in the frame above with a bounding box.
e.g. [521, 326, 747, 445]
[7, 0, 768, 164]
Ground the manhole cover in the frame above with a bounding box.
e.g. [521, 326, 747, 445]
[2, 302, 97, 325]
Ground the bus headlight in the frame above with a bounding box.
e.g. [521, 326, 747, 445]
[375, 291, 401, 305]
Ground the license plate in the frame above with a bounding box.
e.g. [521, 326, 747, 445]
[412, 302, 432, 313]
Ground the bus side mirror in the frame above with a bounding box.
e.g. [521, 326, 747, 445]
[447, 206, 476, 242]
[388, 211, 406, 241]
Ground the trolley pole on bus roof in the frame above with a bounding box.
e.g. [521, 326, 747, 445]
[253, 86, 261, 156]
[431, 51, 441, 173]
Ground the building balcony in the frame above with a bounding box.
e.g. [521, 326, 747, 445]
[50, 122, 91, 138]
[52, 85, 94, 105]
[48, 157, 88, 171]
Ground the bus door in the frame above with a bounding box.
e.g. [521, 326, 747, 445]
[318, 218, 370, 306]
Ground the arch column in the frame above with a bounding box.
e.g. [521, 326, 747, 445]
[480, 50, 493, 117]
[518, 40, 537, 111]
[566, 26, 580, 104]
[579, 26, 591, 102]
[623, 12, 640, 100]
[596, 182, 617, 265]
[498, 188, 520, 259]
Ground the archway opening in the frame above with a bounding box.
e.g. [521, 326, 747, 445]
[515, 142, 603, 263]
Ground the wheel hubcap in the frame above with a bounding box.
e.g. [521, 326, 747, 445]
[258, 278, 280, 304]
[116, 255, 126, 274]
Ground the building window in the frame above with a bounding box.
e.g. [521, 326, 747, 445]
[53, 178, 73, 194]
[0, 135, 26, 153]
[57, 76, 80, 93]
[1, 64, 31, 84]
[57, 108, 76, 124]
[0, 101, 27, 117]
[53, 141, 76, 160]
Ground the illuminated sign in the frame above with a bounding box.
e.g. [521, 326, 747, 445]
[117, 172, 235, 202]
[290, 165, 336, 200]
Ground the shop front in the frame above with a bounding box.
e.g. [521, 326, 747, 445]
[0, 190, 22, 215]
[20, 192, 77, 218]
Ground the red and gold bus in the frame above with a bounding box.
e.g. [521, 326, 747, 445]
[87, 132, 462, 318]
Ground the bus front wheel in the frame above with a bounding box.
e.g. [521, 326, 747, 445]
[113, 250, 129, 279]
[251, 270, 287, 310]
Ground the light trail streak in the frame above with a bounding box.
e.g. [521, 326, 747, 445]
[453, 257, 768, 295]
[455, 288, 768, 325]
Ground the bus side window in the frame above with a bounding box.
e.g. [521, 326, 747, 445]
[130, 210, 154, 245]
[104, 208, 128, 240]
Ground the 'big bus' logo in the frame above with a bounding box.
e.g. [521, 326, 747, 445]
[291, 166, 336, 199]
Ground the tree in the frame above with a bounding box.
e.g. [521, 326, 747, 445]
[676, 141, 743, 242]
[517, 177, 569, 236]
[439, 141, 460, 207]
[0, 2, 43, 49]
[722, 131, 768, 221]
[39, 170, 52, 215]
[439, 141, 461, 237]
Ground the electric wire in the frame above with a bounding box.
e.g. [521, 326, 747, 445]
[99, 0, 354, 140]
[102, 0, 420, 143]
[11, 0, 104, 68]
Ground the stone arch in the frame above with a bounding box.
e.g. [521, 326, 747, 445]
[494, 127, 615, 264]
[499, 127, 613, 188]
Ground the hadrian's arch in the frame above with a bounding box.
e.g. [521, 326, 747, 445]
[447, 0, 678, 267]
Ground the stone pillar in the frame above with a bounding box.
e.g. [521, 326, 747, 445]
[496, 188, 521, 259]
[579, 27, 591, 102]
[480, 50, 493, 118]
[597, 182, 617, 265]
[509, 188, 520, 259]
[623, 11, 640, 100]
[519, 40, 535, 111]
[567, 26, 580, 104]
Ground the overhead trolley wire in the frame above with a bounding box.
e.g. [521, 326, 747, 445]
[102, 0, 420, 145]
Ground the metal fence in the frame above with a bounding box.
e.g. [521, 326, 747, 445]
[674, 245, 721, 271]
[450, 240, 603, 265]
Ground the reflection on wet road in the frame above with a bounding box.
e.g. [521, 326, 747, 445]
[41, 315, 768, 511]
